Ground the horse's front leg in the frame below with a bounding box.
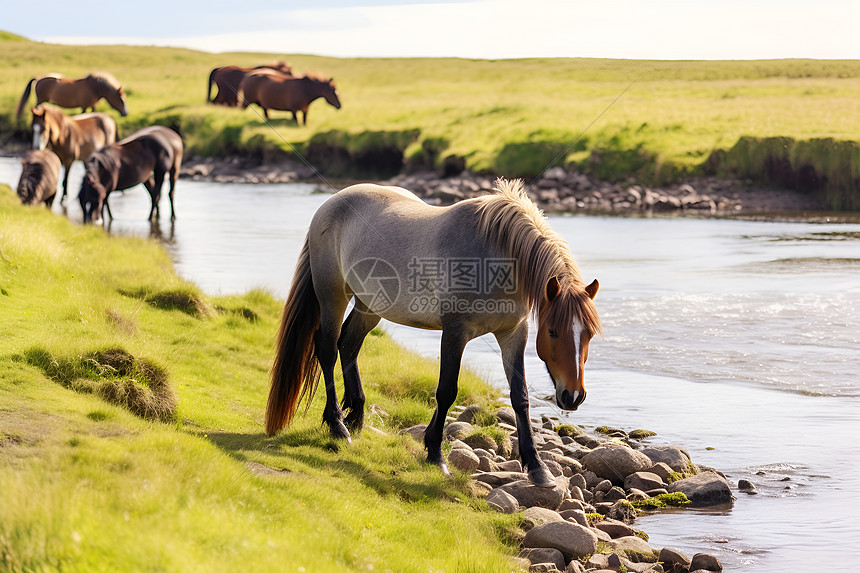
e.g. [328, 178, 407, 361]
[143, 178, 157, 221]
[495, 323, 555, 488]
[424, 327, 470, 475]
[60, 164, 71, 204]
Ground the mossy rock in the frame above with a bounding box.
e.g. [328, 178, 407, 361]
[556, 424, 583, 437]
[631, 492, 691, 510]
[629, 429, 657, 440]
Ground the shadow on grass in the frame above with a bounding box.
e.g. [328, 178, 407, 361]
[205, 426, 456, 503]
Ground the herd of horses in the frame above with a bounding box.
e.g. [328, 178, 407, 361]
[13, 63, 341, 221]
[11, 64, 602, 489]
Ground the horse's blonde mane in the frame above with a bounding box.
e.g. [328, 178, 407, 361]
[475, 178, 601, 334]
[88, 71, 122, 91]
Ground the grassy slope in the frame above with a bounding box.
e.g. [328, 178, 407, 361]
[1, 34, 859, 181]
[0, 183, 519, 572]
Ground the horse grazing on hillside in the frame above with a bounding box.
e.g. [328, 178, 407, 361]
[30, 103, 117, 204]
[17, 150, 62, 207]
[15, 72, 128, 120]
[238, 73, 341, 123]
[207, 62, 293, 106]
[265, 179, 601, 487]
[79, 126, 183, 225]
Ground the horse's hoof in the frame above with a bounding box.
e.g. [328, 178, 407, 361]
[328, 420, 351, 443]
[438, 461, 451, 476]
[528, 465, 556, 488]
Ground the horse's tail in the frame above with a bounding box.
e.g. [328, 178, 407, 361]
[15, 78, 36, 121]
[206, 68, 218, 103]
[265, 236, 321, 436]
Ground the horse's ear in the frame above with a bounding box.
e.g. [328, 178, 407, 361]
[545, 276, 561, 302]
[585, 279, 599, 300]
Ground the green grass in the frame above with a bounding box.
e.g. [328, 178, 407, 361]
[1, 33, 859, 202]
[0, 184, 521, 572]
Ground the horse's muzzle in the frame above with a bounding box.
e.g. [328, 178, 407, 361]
[559, 389, 586, 411]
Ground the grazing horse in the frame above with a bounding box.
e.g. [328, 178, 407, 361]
[79, 126, 183, 225]
[266, 179, 601, 487]
[207, 62, 293, 106]
[17, 149, 62, 207]
[15, 72, 128, 120]
[30, 103, 117, 204]
[238, 73, 341, 123]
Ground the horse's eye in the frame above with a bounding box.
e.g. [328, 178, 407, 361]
[548, 329, 558, 339]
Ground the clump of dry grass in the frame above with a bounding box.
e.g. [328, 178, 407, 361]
[119, 286, 211, 317]
[22, 347, 177, 422]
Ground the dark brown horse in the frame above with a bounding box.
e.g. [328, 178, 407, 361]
[238, 73, 341, 123]
[207, 62, 293, 106]
[16, 72, 128, 120]
[31, 103, 117, 204]
[17, 150, 62, 207]
[79, 126, 183, 225]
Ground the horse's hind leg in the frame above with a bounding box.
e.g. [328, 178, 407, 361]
[338, 300, 380, 432]
[168, 165, 178, 221]
[424, 327, 470, 475]
[315, 297, 352, 441]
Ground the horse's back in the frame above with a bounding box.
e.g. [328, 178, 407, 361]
[72, 112, 117, 147]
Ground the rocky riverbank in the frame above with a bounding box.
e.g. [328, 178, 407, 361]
[403, 405, 739, 573]
[178, 155, 831, 218]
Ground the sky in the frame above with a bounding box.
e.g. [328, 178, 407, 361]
[2, 0, 859, 60]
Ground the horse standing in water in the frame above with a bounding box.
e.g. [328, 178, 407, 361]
[30, 103, 117, 204]
[79, 126, 183, 225]
[266, 179, 601, 487]
[207, 62, 293, 106]
[15, 72, 128, 120]
[238, 73, 341, 123]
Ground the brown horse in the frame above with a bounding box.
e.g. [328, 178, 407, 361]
[17, 150, 62, 207]
[238, 73, 341, 123]
[15, 72, 128, 120]
[31, 103, 117, 204]
[79, 126, 183, 225]
[207, 62, 293, 107]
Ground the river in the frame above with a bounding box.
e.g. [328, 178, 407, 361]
[2, 157, 859, 571]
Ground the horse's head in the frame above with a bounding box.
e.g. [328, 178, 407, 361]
[108, 86, 129, 117]
[322, 78, 342, 109]
[80, 154, 112, 224]
[30, 105, 51, 150]
[536, 276, 600, 411]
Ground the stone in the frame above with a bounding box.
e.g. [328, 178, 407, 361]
[463, 432, 497, 452]
[447, 448, 480, 473]
[486, 488, 519, 513]
[602, 500, 636, 523]
[738, 479, 758, 494]
[468, 480, 492, 496]
[558, 508, 587, 526]
[564, 561, 586, 573]
[669, 473, 734, 507]
[569, 473, 587, 491]
[593, 518, 636, 539]
[603, 486, 627, 502]
[658, 547, 691, 573]
[496, 406, 516, 426]
[456, 404, 483, 424]
[648, 462, 675, 482]
[569, 486, 584, 502]
[640, 446, 694, 474]
[443, 421, 473, 441]
[522, 521, 599, 561]
[401, 424, 427, 442]
[626, 488, 649, 501]
[449, 439, 470, 450]
[544, 460, 564, 477]
[497, 459, 523, 473]
[558, 498, 583, 512]
[519, 547, 566, 570]
[595, 479, 613, 493]
[625, 471, 666, 492]
[582, 444, 654, 485]
[478, 456, 499, 472]
[528, 564, 560, 573]
[472, 471, 528, 488]
[522, 507, 565, 529]
[689, 553, 723, 572]
[585, 553, 610, 570]
[608, 536, 658, 563]
[498, 477, 568, 510]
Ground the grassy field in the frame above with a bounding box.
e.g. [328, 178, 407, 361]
[1, 32, 859, 206]
[0, 182, 528, 572]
